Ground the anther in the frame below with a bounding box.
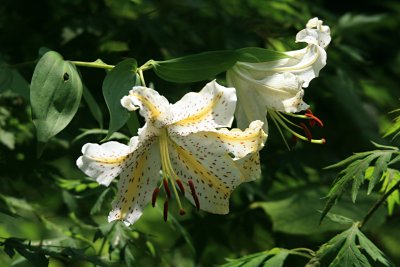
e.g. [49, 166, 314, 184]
[151, 187, 160, 207]
[163, 199, 169, 222]
[163, 179, 171, 199]
[305, 109, 323, 127]
[179, 208, 186, 216]
[188, 180, 200, 211]
[176, 179, 185, 194]
[300, 123, 312, 141]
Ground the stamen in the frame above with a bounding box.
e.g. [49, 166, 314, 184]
[163, 199, 169, 222]
[300, 123, 312, 141]
[269, 109, 326, 145]
[176, 179, 185, 194]
[305, 109, 323, 127]
[163, 179, 171, 199]
[151, 187, 160, 207]
[188, 180, 200, 211]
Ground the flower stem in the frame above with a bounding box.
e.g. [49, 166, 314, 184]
[359, 180, 400, 229]
[70, 60, 115, 70]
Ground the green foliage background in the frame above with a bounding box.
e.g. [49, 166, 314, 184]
[1, 0, 400, 266]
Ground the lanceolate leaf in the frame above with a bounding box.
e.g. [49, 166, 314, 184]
[149, 51, 238, 83]
[102, 58, 137, 139]
[82, 85, 103, 128]
[149, 48, 286, 83]
[235, 47, 287, 62]
[30, 50, 83, 155]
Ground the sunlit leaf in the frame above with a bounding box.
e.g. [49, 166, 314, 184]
[321, 143, 399, 222]
[149, 48, 286, 83]
[30, 50, 83, 156]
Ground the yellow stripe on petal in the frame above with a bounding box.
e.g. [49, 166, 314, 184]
[130, 93, 161, 120]
[87, 154, 129, 164]
[170, 141, 230, 196]
[117, 151, 147, 220]
[173, 92, 223, 126]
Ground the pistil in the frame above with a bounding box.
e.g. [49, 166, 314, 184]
[158, 128, 187, 220]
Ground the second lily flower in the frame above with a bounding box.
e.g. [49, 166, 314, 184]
[227, 17, 330, 144]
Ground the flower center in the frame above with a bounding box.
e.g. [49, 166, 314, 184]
[155, 127, 186, 221]
[268, 108, 325, 149]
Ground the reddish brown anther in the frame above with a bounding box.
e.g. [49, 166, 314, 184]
[179, 208, 186, 216]
[188, 180, 200, 211]
[321, 138, 327, 144]
[163, 179, 171, 199]
[176, 179, 185, 194]
[300, 122, 312, 141]
[163, 200, 169, 222]
[305, 109, 324, 127]
[151, 187, 160, 207]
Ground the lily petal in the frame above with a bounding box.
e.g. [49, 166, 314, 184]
[169, 80, 236, 135]
[76, 141, 132, 186]
[121, 86, 170, 126]
[167, 121, 265, 214]
[108, 140, 160, 225]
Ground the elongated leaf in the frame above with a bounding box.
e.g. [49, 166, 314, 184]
[102, 58, 137, 139]
[150, 48, 287, 83]
[150, 50, 238, 83]
[235, 47, 287, 63]
[82, 85, 103, 128]
[367, 153, 391, 194]
[30, 50, 83, 155]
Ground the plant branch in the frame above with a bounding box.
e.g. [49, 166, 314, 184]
[71, 60, 115, 70]
[359, 180, 400, 229]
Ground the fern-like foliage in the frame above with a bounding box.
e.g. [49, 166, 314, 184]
[220, 247, 312, 267]
[321, 142, 400, 222]
[307, 222, 391, 267]
[383, 109, 400, 140]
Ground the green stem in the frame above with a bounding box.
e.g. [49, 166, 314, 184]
[359, 180, 400, 229]
[138, 69, 146, 87]
[71, 60, 115, 70]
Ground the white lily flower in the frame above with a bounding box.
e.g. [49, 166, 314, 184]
[227, 17, 330, 145]
[77, 80, 266, 225]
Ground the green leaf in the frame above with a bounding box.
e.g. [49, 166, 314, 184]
[221, 248, 298, 267]
[90, 188, 112, 215]
[321, 146, 399, 222]
[149, 48, 287, 83]
[235, 47, 287, 63]
[308, 223, 391, 267]
[252, 186, 385, 235]
[383, 109, 400, 140]
[380, 169, 400, 215]
[30, 50, 83, 156]
[150, 50, 238, 83]
[102, 58, 137, 139]
[0, 61, 31, 99]
[82, 85, 103, 128]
